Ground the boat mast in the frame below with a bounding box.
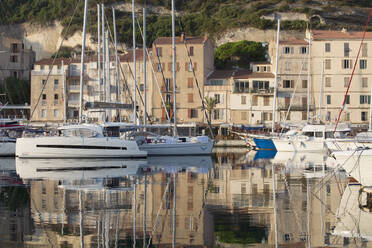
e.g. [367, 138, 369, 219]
[319, 60, 324, 123]
[272, 164, 278, 248]
[143, 7, 147, 126]
[62, 60, 66, 123]
[79, 0, 88, 123]
[97, 4, 102, 102]
[132, 0, 137, 124]
[272, 17, 280, 133]
[113, 7, 121, 122]
[171, 0, 177, 137]
[369, 75, 372, 130]
[307, 34, 312, 123]
[102, 4, 106, 102]
[106, 30, 111, 121]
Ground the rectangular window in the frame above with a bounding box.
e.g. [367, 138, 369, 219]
[190, 109, 198, 118]
[285, 97, 290, 107]
[189, 46, 194, 56]
[325, 43, 331, 52]
[285, 62, 291, 71]
[256, 66, 260, 72]
[362, 77, 368, 88]
[42, 79, 46, 86]
[213, 109, 220, 120]
[188, 93, 193, 103]
[344, 43, 349, 57]
[326, 95, 331, 105]
[360, 59, 367, 69]
[346, 95, 350, 104]
[252, 96, 258, 106]
[362, 43, 368, 57]
[342, 59, 352, 69]
[360, 95, 371, 104]
[283, 47, 292, 54]
[140, 84, 144, 92]
[241, 111, 247, 120]
[362, 111, 368, 121]
[325, 59, 331, 70]
[214, 94, 220, 104]
[156, 63, 162, 72]
[302, 80, 307, 88]
[54, 109, 59, 117]
[54, 79, 59, 90]
[283, 80, 294, 88]
[57, 64, 61, 70]
[187, 78, 193, 88]
[41, 109, 46, 118]
[11, 43, 18, 53]
[300, 46, 307, 54]
[54, 94, 58, 105]
[156, 47, 162, 57]
[166, 94, 171, 103]
[264, 96, 270, 106]
[325, 77, 331, 87]
[10, 55, 18, 63]
[302, 111, 307, 121]
[241, 96, 246, 104]
[165, 78, 171, 91]
[187, 62, 193, 72]
[302, 97, 307, 106]
[345, 112, 350, 121]
[344, 77, 349, 87]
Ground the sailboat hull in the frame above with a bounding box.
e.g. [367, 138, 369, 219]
[16, 136, 147, 158]
[139, 140, 214, 156]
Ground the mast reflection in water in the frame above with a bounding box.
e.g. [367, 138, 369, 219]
[1, 150, 369, 247]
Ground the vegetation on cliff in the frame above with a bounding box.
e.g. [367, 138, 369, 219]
[1, 0, 372, 48]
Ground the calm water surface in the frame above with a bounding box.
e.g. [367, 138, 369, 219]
[0, 149, 370, 247]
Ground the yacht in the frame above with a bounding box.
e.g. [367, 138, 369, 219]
[272, 124, 358, 152]
[135, 133, 214, 156]
[16, 124, 147, 158]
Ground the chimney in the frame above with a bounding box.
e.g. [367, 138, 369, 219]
[180, 33, 184, 42]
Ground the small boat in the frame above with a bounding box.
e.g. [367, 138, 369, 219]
[16, 124, 147, 158]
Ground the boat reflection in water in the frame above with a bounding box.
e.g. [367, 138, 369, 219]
[333, 183, 372, 243]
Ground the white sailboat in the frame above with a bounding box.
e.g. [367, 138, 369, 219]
[15, 0, 147, 159]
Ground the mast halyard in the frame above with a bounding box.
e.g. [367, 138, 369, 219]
[79, 0, 89, 123]
[272, 17, 280, 133]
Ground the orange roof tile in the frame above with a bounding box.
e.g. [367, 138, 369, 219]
[280, 37, 308, 45]
[153, 35, 207, 45]
[312, 30, 372, 40]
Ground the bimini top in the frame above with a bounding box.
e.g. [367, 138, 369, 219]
[301, 124, 351, 133]
[57, 124, 104, 137]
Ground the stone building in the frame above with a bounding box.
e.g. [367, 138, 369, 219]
[0, 34, 35, 81]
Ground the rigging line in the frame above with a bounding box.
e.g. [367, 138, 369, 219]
[146, 178, 171, 248]
[104, 11, 152, 123]
[281, 53, 308, 134]
[30, 0, 82, 120]
[334, 7, 372, 132]
[135, 16, 172, 124]
[177, 18, 215, 139]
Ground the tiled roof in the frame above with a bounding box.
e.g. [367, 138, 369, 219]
[120, 49, 144, 62]
[312, 30, 372, 40]
[280, 37, 308, 45]
[207, 70, 235, 80]
[251, 61, 271, 65]
[153, 35, 207, 45]
[35, 58, 74, 65]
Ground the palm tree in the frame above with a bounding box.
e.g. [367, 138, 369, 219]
[203, 96, 217, 121]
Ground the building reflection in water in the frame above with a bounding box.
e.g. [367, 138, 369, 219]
[2, 150, 370, 247]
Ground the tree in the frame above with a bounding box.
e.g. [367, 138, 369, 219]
[0, 77, 30, 105]
[203, 96, 217, 121]
[214, 40, 267, 69]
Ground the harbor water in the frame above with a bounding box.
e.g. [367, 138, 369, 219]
[0, 149, 370, 247]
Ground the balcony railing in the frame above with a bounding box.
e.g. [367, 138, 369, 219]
[278, 104, 315, 111]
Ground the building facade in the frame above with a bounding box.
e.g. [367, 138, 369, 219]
[0, 34, 35, 81]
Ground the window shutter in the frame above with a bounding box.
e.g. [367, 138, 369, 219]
[221, 94, 224, 104]
[291, 47, 294, 54]
[194, 62, 197, 71]
[161, 63, 165, 72]
[369, 95, 371, 104]
[185, 62, 188, 71]
[177, 62, 180, 71]
[360, 95, 363, 104]
[188, 109, 191, 118]
[168, 62, 172, 72]
[220, 109, 224, 119]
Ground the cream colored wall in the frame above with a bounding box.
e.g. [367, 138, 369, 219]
[311, 38, 372, 125]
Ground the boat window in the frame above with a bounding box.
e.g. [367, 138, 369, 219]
[315, 132, 323, 138]
[303, 132, 314, 137]
[61, 128, 97, 138]
[325, 132, 334, 139]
